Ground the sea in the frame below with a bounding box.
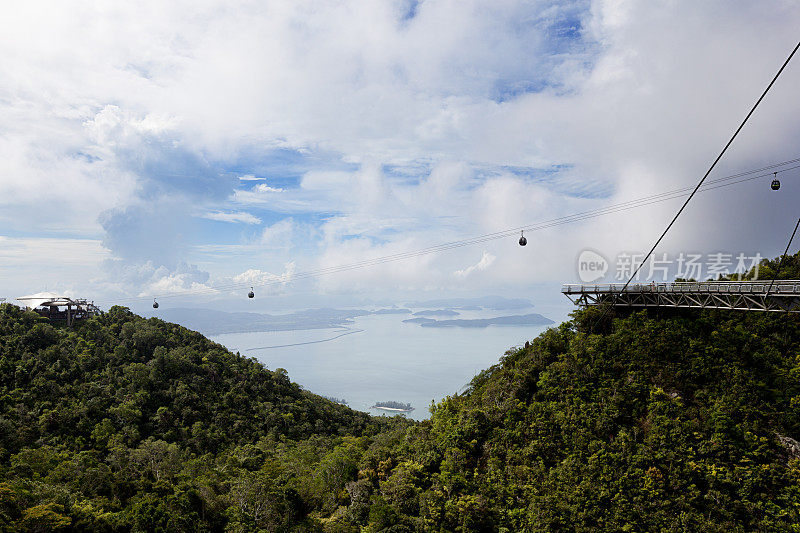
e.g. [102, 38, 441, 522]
[210, 311, 553, 421]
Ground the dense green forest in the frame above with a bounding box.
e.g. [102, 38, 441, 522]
[1, 253, 800, 531]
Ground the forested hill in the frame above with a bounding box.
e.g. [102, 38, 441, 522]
[373, 252, 800, 531]
[0, 306, 375, 449]
[2, 253, 800, 531]
[0, 305, 398, 530]
[397, 304, 800, 530]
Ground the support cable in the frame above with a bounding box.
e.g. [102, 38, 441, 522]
[106, 160, 799, 305]
[765, 217, 800, 299]
[591, 39, 800, 328]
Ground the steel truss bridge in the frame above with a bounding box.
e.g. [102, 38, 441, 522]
[562, 280, 800, 313]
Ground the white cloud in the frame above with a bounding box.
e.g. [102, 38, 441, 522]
[253, 184, 284, 193]
[144, 275, 215, 297]
[0, 118, 138, 236]
[2, 1, 800, 304]
[233, 263, 296, 291]
[97, 260, 212, 298]
[260, 219, 295, 249]
[0, 237, 109, 300]
[202, 210, 262, 224]
[454, 251, 497, 279]
[0, 236, 108, 266]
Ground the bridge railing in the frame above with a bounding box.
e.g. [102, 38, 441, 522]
[562, 280, 800, 295]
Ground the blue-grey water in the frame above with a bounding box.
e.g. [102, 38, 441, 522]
[210, 313, 551, 420]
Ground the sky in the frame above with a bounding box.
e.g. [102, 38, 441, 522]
[1, 0, 799, 319]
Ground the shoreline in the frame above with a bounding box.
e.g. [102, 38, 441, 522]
[370, 405, 415, 413]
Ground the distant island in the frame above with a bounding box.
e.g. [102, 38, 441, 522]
[415, 313, 554, 328]
[158, 300, 546, 336]
[371, 401, 414, 413]
[161, 307, 410, 335]
[405, 295, 534, 310]
[370, 308, 412, 315]
[412, 309, 460, 317]
[402, 317, 437, 325]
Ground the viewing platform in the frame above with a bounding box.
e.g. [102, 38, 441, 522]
[562, 280, 800, 313]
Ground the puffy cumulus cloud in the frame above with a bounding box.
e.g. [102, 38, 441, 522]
[100, 260, 212, 298]
[0, 109, 137, 236]
[298, 153, 775, 298]
[99, 201, 193, 267]
[4, 1, 799, 176]
[85, 106, 178, 149]
[296, 165, 394, 215]
[313, 234, 441, 294]
[296, 0, 800, 295]
[232, 264, 296, 294]
[260, 219, 296, 250]
[85, 105, 242, 294]
[202, 211, 262, 225]
[2, 0, 800, 303]
[454, 251, 496, 279]
[0, 0, 594, 164]
[303, 164, 590, 294]
[150, 0, 595, 159]
[146, 271, 214, 297]
[253, 184, 284, 193]
[83, 105, 237, 201]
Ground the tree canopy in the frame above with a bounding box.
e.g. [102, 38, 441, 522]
[1, 252, 800, 531]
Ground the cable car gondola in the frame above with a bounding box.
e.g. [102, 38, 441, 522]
[518, 230, 527, 246]
[772, 172, 781, 190]
[152, 298, 159, 309]
[248, 287, 255, 299]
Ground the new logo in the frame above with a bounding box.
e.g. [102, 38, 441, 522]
[577, 249, 608, 283]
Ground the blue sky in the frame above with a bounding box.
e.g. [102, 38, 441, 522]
[1, 1, 799, 317]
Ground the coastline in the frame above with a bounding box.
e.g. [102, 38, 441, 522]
[370, 405, 415, 413]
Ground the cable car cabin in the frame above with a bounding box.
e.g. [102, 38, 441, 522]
[772, 179, 781, 190]
[248, 287, 255, 298]
[519, 231, 527, 246]
[15, 292, 100, 327]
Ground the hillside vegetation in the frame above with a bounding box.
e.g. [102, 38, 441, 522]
[0, 305, 403, 531]
[0, 253, 799, 531]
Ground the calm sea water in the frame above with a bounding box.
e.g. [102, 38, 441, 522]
[210, 313, 551, 420]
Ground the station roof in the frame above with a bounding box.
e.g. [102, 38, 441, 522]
[16, 292, 76, 309]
